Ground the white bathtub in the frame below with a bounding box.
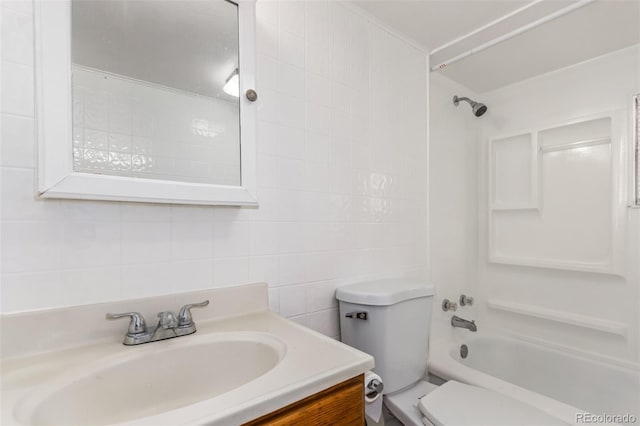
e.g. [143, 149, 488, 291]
[429, 334, 640, 425]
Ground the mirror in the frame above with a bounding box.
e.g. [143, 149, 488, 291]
[71, 0, 241, 186]
[35, 0, 257, 205]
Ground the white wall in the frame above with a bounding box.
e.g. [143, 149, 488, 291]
[477, 45, 640, 364]
[428, 73, 480, 339]
[0, 0, 429, 339]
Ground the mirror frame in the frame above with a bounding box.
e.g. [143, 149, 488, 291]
[34, 0, 258, 206]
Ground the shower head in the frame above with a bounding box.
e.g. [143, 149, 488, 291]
[453, 95, 488, 117]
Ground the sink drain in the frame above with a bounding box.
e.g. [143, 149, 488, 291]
[460, 344, 469, 359]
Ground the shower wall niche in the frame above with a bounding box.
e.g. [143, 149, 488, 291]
[488, 112, 626, 274]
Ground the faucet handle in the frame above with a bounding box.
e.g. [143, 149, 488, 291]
[442, 299, 457, 312]
[177, 300, 210, 328]
[157, 311, 178, 329]
[106, 312, 147, 335]
[460, 294, 474, 306]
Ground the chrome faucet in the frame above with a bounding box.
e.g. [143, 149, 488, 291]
[451, 315, 477, 332]
[106, 300, 209, 345]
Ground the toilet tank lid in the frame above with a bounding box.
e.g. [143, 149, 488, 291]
[336, 279, 434, 306]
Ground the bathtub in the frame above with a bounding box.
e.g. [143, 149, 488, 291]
[429, 334, 640, 425]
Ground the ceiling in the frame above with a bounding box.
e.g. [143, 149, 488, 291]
[355, 0, 640, 93]
[72, 0, 239, 101]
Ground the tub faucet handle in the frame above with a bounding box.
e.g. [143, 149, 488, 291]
[460, 294, 474, 306]
[442, 299, 457, 312]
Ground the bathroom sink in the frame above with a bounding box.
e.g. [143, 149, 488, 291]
[15, 332, 286, 425]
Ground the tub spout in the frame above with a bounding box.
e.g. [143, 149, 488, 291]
[451, 315, 477, 332]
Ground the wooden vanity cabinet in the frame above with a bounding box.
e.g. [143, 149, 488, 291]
[243, 374, 364, 426]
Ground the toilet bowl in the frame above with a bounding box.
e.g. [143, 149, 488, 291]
[336, 279, 566, 426]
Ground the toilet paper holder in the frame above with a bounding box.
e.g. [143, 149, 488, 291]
[366, 378, 384, 398]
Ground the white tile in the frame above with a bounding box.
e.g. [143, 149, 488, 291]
[256, 0, 279, 27]
[121, 262, 174, 298]
[59, 200, 121, 223]
[306, 130, 329, 164]
[278, 221, 306, 254]
[170, 205, 213, 223]
[1, 0, 33, 15]
[279, 284, 307, 317]
[257, 88, 279, 124]
[249, 222, 279, 255]
[278, 94, 305, 128]
[306, 73, 330, 107]
[1, 167, 64, 221]
[1, 271, 64, 312]
[306, 280, 338, 312]
[305, 1, 329, 48]
[61, 267, 122, 306]
[305, 309, 339, 337]
[257, 121, 279, 155]
[302, 222, 332, 252]
[278, 253, 307, 285]
[121, 203, 171, 222]
[1, 7, 33, 65]
[304, 163, 329, 192]
[213, 257, 249, 286]
[249, 255, 279, 286]
[267, 286, 280, 313]
[169, 260, 213, 292]
[257, 153, 279, 188]
[1, 222, 64, 273]
[213, 221, 249, 257]
[306, 41, 329, 77]
[278, 158, 306, 190]
[306, 103, 330, 135]
[279, 30, 305, 68]
[256, 21, 279, 59]
[62, 222, 121, 268]
[121, 222, 171, 264]
[279, 1, 305, 38]
[331, 82, 351, 113]
[1, 61, 34, 116]
[0, 114, 34, 168]
[171, 221, 213, 260]
[278, 125, 306, 159]
[0, 0, 430, 317]
[257, 53, 278, 92]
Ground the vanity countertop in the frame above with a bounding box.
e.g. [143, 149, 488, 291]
[1, 284, 374, 425]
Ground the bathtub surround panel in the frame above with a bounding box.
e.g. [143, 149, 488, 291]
[478, 45, 640, 362]
[488, 113, 623, 274]
[0, 0, 429, 339]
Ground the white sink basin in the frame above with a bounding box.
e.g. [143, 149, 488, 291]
[15, 332, 286, 425]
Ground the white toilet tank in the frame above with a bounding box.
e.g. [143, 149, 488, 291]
[336, 279, 434, 395]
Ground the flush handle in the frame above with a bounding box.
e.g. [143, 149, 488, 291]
[345, 311, 368, 320]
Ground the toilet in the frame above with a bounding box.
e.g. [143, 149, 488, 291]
[336, 279, 565, 426]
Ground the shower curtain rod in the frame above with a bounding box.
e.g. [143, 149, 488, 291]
[429, 0, 544, 55]
[429, 0, 596, 72]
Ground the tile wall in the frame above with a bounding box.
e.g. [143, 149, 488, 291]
[0, 0, 428, 339]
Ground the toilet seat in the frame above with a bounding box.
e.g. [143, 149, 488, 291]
[417, 381, 567, 426]
[384, 380, 439, 426]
